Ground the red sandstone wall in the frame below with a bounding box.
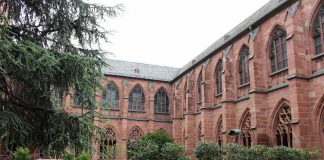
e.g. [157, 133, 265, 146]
[172, 0, 324, 158]
[65, 0, 324, 159]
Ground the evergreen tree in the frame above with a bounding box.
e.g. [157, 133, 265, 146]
[0, 0, 121, 157]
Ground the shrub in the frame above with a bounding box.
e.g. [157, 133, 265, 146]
[194, 141, 222, 160]
[62, 151, 75, 160]
[268, 146, 300, 160]
[127, 140, 159, 160]
[128, 131, 188, 160]
[222, 144, 248, 160]
[161, 142, 187, 160]
[245, 145, 269, 160]
[76, 151, 91, 160]
[11, 147, 33, 160]
[141, 130, 173, 147]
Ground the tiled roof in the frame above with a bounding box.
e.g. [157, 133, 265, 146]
[103, 59, 180, 82]
[173, 0, 293, 80]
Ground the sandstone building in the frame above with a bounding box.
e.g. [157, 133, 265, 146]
[67, 0, 324, 159]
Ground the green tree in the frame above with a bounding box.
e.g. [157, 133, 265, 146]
[0, 0, 122, 157]
[141, 130, 173, 147]
[128, 131, 188, 160]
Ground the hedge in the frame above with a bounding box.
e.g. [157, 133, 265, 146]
[194, 141, 321, 160]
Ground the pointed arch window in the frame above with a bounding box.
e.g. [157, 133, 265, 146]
[128, 127, 143, 141]
[128, 85, 145, 111]
[241, 112, 252, 147]
[197, 72, 203, 103]
[270, 27, 288, 73]
[197, 122, 202, 142]
[215, 60, 223, 94]
[154, 88, 169, 113]
[239, 46, 250, 85]
[313, 5, 324, 55]
[274, 104, 293, 147]
[102, 82, 119, 109]
[216, 118, 223, 147]
[100, 127, 117, 159]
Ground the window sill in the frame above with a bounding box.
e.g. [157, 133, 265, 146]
[311, 52, 324, 60]
[238, 82, 250, 89]
[215, 93, 223, 98]
[128, 110, 146, 113]
[269, 68, 288, 77]
[154, 112, 170, 115]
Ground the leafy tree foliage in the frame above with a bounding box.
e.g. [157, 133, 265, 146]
[194, 141, 222, 160]
[140, 130, 173, 147]
[128, 131, 188, 160]
[0, 0, 122, 157]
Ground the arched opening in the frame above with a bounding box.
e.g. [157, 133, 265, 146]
[269, 26, 288, 73]
[312, 4, 324, 55]
[238, 45, 250, 85]
[100, 127, 117, 160]
[215, 60, 223, 95]
[154, 88, 169, 113]
[102, 82, 119, 109]
[128, 127, 143, 141]
[197, 122, 202, 142]
[316, 95, 324, 158]
[240, 111, 252, 147]
[128, 85, 145, 111]
[216, 116, 223, 147]
[273, 104, 292, 147]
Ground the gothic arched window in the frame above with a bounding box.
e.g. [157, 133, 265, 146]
[313, 5, 324, 55]
[128, 127, 143, 140]
[215, 60, 223, 94]
[216, 117, 223, 147]
[102, 82, 119, 109]
[238, 46, 250, 85]
[197, 122, 202, 142]
[100, 127, 117, 159]
[154, 88, 169, 113]
[270, 27, 288, 73]
[240, 112, 252, 147]
[275, 104, 292, 147]
[128, 85, 145, 111]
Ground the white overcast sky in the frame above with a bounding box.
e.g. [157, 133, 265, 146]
[92, 0, 270, 68]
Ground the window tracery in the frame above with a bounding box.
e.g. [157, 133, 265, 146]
[275, 105, 292, 147]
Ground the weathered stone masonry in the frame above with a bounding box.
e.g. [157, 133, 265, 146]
[67, 0, 324, 159]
